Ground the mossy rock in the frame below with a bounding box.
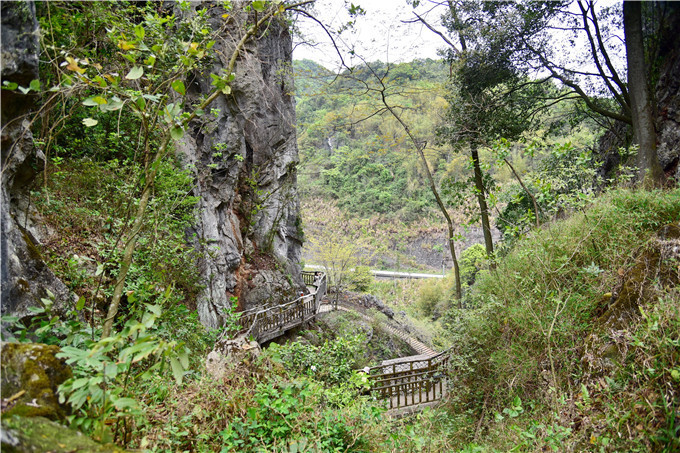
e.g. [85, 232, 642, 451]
[1, 416, 128, 452]
[1, 343, 72, 420]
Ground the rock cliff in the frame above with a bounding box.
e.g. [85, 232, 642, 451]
[178, 3, 305, 328]
[1, 2, 305, 330]
[1, 1, 71, 319]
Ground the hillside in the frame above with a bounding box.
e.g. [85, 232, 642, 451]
[293, 58, 605, 273]
[2, 1, 679, 452]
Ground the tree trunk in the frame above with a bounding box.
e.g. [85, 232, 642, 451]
[623, 1, 664, 187]
[471, 145, 495, 268]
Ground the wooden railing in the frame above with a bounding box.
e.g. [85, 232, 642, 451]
[232, 271, 326, 343]
[367, 349, 451, 410]
[227, 269, 451, 411]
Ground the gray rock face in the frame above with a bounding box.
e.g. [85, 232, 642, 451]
[178, 4, 304, 328]
[1, 1, 71, 319]
[655, 3, 680, 180]
[343, 291, 395, 319]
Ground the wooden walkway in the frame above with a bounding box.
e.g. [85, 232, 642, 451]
[228, 271, 450, 411]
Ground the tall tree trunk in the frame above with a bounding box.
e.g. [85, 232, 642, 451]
[471, 145, 495, 268]
[623, 1, 664, 187]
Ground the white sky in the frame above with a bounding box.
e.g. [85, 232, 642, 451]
[292, 0, 447, 69]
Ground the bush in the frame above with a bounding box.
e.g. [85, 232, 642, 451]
[442, 188, 680, 450]
[348, 265, 374, 292]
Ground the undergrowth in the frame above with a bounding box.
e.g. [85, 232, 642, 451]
[439, 188, 680, 451]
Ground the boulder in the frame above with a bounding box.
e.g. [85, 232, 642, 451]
[1, 416, 128, 453]
[1, 342, 72, 420]
[205, 335, 261, 380]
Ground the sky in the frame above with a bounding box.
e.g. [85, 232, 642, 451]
[292, 0, 448, 69]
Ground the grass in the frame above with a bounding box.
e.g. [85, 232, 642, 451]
[438, 188, 680, 451]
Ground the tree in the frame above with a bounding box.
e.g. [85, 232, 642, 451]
[308, 221, 372, 309]
[432, 1, 555, 266]
[412, 0, 670, 186]
[357, 59, 464, 302]
[623, 1, 663, 186]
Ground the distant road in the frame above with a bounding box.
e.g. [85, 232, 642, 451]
[304, 265, 444, 279]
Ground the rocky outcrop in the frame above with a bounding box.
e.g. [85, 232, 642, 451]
[1, 342, 72, 420]
[178, 3, 304, 328]
[205, 335, 261, 380]
[1, 1, 71, 319]
[655, 2, 680, 180]
[1, 415, 128, 453]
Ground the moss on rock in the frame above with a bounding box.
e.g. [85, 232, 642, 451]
[1, 342, 72, 420]
[1, 416, 128, 452]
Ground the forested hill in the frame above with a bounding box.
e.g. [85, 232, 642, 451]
[292, 57, 606, 271]
[294, 58, 449, 222]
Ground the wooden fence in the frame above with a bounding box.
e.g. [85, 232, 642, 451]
[367, 349, 450, 410]
[227, 270, 451, 411]
[233, 271, 326, 343]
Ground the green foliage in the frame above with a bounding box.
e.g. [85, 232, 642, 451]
[441, 188, 680, 450]
[34, 157, 202, 319]
[459, 244, 487, 287]
[267, 333, 365, 386]
[347, 265, 374, 292]
[417, 272, 460, 319]
[295, 59, 446, 222]
[218, 378, 370, 452]
[56, 303, 190, 442]
[1, 293, 92, 346]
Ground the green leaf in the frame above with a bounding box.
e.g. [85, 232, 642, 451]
[179, 348, 189, 369]
[93, 75, 108, 87]
[170, 126, 184, 140]
[70, 377, 90, 389]
[171, 80, 186, 96]
[29, 79, 41, 91]
[125, 66, 144, 80]
[101, 98, 124, 112]
[113, 397, 139, 410]
[146, 304, 162, 316]
[134, 24, 145, 40]
[83, 96, 106, 107]
[2, 81, 18, 90]
[75, 296, 86, 311]
[18, 86, 30, 95]
[252, 0, 266, 12]
[82, 118, 99, 127]
[170, 357, 184, 385]
[221, 85, 231, 95]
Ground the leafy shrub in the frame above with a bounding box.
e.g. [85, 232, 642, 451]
[219, 379, 368, 452]
[348, 265, 374, 292]
[459, 243, 487, 286]
[268, 333, 365, 386]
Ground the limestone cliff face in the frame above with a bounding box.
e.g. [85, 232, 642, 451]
[655, 2, 680, 179]
[1, 1, 71, 318]
[178, 4, 305, 328]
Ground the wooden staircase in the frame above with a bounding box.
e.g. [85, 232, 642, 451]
[228, 271, 451, 412]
